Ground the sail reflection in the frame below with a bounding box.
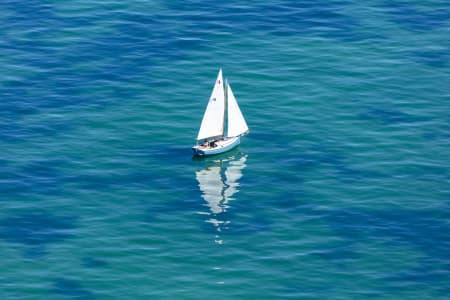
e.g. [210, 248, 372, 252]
[195, 152, 247, 242]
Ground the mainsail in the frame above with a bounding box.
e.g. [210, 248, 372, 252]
[226, 84, 249, 138]
[196, 69, 225, 141]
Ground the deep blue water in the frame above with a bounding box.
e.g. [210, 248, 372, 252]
[1, 1, 450, 299]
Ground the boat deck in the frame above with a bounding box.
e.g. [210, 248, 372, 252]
[193, 137, 240, 156]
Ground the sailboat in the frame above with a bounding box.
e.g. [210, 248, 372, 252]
[192, 69, 249, 156]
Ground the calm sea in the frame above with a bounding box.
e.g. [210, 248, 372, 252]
[1, 1, 450, 299]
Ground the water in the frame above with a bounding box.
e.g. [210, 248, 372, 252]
[1, 1, 450, 299]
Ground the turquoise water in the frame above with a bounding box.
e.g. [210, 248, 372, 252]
[1, 1, 450, 299]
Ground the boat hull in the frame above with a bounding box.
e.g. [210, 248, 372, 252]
[192, 137, 240, 156]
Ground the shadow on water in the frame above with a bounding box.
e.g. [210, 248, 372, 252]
[73, 170, 163, 192]
[317, 207, 450, 294]
[257, 134, 450, 293]
[69, 143, 199, 195]
[412, 48, 450, 68]
[121, 143, 194, 163]
[359, 108, 421, 124]
[0, 211, 77, 257]
[422, 120, 450, 141]
[81, 257, 108, 268]
[0, 1, 207, 141]
[52, 278, 94, 300]
[380, 1, 450, 31]
[326, 208, 450, 257]
[278, 142, 386, 185]
[0, 118, 74, 141]
[166, 0, 383, 41]
[1, 158, 69, 198]
[0, 154, 176, 196]
[0, 0, 393, 141]
[273, 201, 450, 294]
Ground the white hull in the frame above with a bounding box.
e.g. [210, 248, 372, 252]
[192, 137, 240, 156]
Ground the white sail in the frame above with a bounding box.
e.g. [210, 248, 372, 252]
[226, 84, 249, 138]
[197, 69, 225, 141]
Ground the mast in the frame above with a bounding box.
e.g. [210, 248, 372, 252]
[224, 78, 228, 138]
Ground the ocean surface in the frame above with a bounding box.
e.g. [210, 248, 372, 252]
[1, 1, 450, 299]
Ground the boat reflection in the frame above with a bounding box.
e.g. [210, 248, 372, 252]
[195, 151, 247, 243]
